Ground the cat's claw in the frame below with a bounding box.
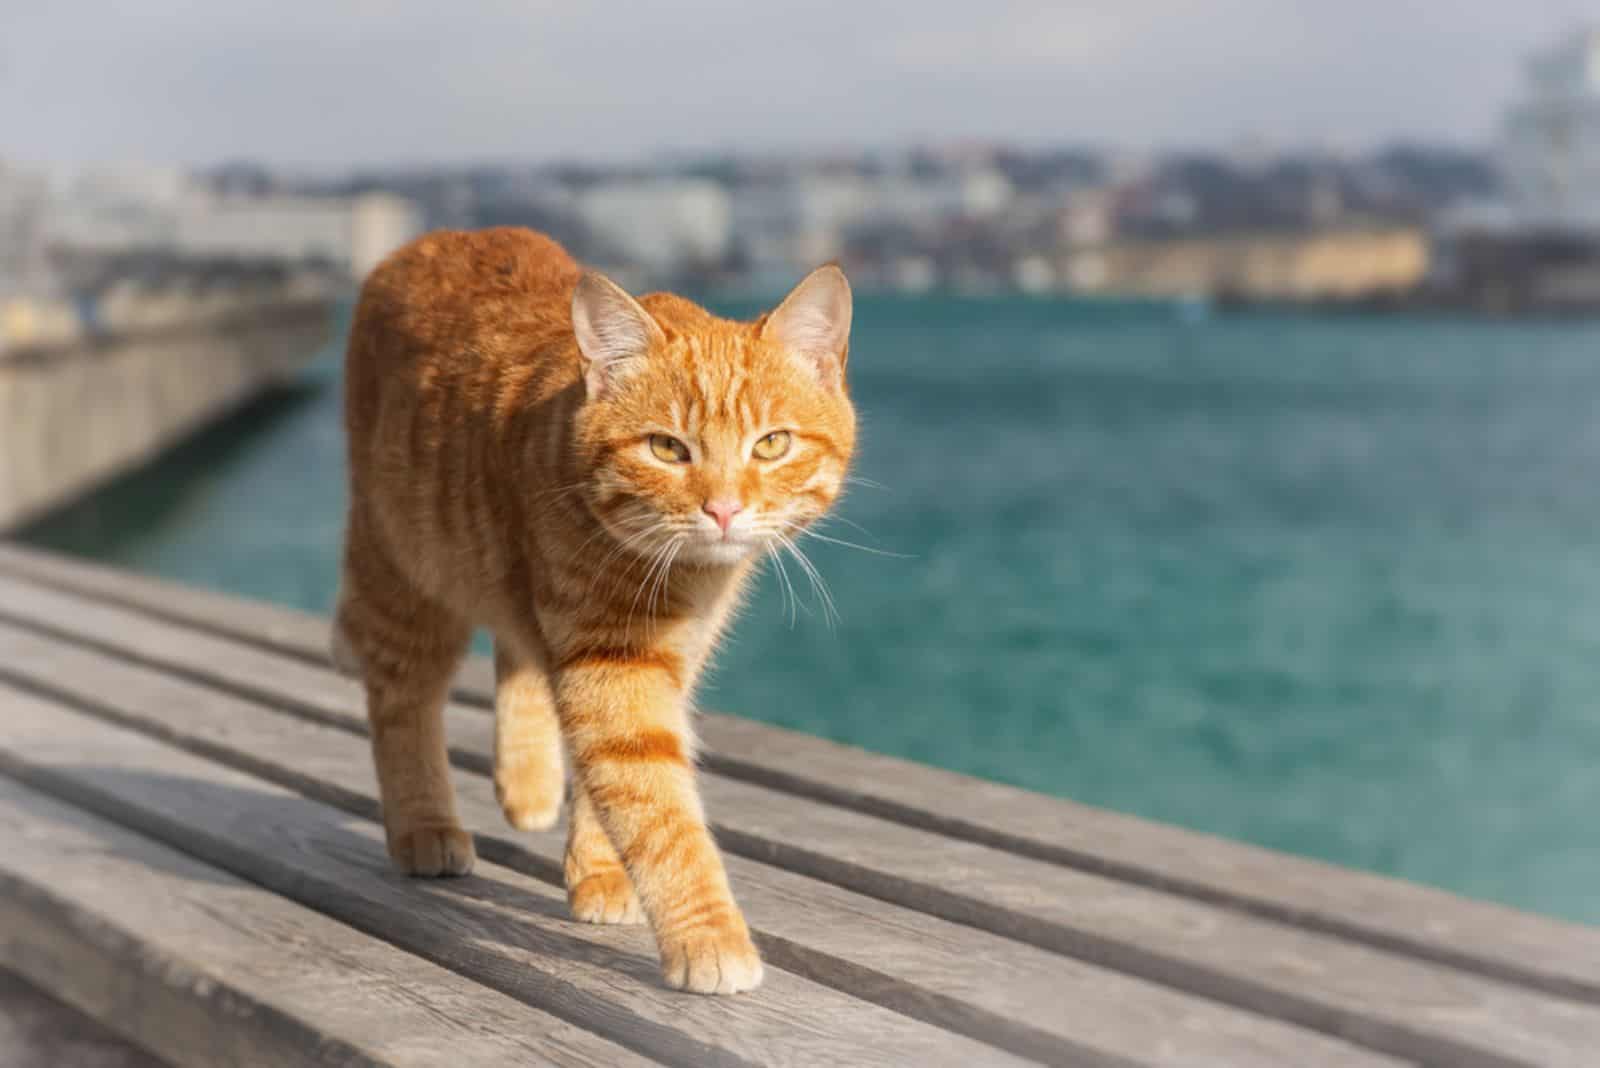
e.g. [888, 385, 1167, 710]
[568, 869, 644, 925]
[389, 825, 476, 877]
[659, 924, 764, 995]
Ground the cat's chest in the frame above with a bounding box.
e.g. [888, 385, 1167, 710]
[664, 569, 752, 658]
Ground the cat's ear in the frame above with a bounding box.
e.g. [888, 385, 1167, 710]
[761, 264, 852, 387]
[572, 271, 666, 398]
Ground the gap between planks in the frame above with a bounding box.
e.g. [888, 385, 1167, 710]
[0, 691, 1042, 1068]
[0, 619, 1411, 1068]
[1, 543, 1596, 1008]
[5, 604, 1600, 1064]
[0, 777, 656, 1068]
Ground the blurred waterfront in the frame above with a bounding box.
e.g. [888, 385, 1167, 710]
[12, 26, 1600, 349]
[22, 294, 1600, 924]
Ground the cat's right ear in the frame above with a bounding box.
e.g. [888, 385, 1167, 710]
[571, 271, 666, 399]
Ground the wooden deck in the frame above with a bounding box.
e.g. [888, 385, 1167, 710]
[0, 542, 1597, 1066]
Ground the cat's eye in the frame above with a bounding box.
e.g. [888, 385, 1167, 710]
[752, 431, 792, 461]
[649, 434, 691, 463]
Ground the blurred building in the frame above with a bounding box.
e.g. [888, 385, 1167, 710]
[172, 192, 421, 280]
[28, 164, 421, 284]
[0, 161, 55, 293]
[1426, 27, 1600, 311]
[1, 161, 419, 351]
[1502, 28, 1600, 232]
[574, 180, 732, 276]
[1063, 228, 1428, 301]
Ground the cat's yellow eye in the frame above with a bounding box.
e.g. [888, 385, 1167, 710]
[649, 434, 691, 463]
[752, 430, 792, 461]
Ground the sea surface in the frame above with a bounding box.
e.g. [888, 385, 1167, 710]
[22, 295, 1600, 924]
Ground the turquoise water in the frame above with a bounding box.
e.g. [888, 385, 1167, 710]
[22, 296, 1600, 924]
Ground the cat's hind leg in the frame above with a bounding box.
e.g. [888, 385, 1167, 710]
[336, 528, 474, 877]
[493, 639, 566, 831]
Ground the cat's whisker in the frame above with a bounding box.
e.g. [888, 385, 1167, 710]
[646, 537, 676, 620]
[594, 520, 661, 570]
[774, 532, 838, 628]
[797, 528, 914, 559]
[764, 543, 803, 626]
[651, 536, 685, 631]
[773, 516, 910, 559]
[585, 521, 668, 602]
[625, 533, 682, 642]
[621, 542, 667, 643]
[648, 537, 686, 636]
[631, 532, 677, 603]
[815, 514, 879, 540]
[526, 480, 593, 504]
[571, 511, 653, 561]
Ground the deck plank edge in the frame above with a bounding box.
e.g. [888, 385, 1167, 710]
[0, 779, 655, 1068]
[2, 625, 1395, 1068]
[0, 870, 382, 1068]
[0, 662, 1109, 1066]
[0, 695, 1058, 1068]
[1, 546, 1597, 1008]
[1, 629, 1554, 1068]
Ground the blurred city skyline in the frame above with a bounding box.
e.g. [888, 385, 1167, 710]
[11, 12, 1600, 324]
[2, 2, 1597, 170]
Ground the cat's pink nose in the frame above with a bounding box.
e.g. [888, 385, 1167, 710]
[703, 498, 744, 533]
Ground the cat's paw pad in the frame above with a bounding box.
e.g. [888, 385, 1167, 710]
[659, 923, 764, 995]
[495, 777, 562, 832]
[568, 869, 644, 925]
[389, 825, 476, 877]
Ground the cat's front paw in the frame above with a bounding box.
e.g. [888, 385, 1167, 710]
[496, 780, 566, 831]
[568, 868, 644, 925]
[495, 775, 562, 832]
[658, 921, 764, 995]
[388, 825, 476, 877]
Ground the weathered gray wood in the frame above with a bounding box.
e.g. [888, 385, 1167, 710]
[0, 620, 1404, 1068]
[0, 692, 1039, 1068]
[0, 541, 333, 661]
[4, 542, 1597, 1007]
[0, 777, 650, 1068]
[3, 581, 1599, 1066]
[0, 969, 165, 1068]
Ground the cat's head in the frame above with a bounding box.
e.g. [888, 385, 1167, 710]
[569, 266, 856, 568]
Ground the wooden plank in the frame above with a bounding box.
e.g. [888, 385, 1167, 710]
[0, 692, 1038, 1068]
[0, 620, 1405, 1068]
[0, 541, 338, 664]
[4, 542, 1597, 1006]
[0, 777, 651, 1068]
[0, 970, 164, 1068]
[2, 585, 1598, 1065]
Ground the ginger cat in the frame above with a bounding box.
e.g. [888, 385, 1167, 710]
[333, 227, 855, 994]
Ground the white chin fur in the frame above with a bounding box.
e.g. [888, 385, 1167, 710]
[685, 537, 761, 567]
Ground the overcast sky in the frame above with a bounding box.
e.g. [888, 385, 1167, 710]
[2, 1, 1595, 170]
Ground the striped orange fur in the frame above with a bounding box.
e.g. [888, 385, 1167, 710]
[333, 227, 855, 994]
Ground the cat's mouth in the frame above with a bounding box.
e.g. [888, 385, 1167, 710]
[588, 500, 771, 568]
[682, 531, 765, 567]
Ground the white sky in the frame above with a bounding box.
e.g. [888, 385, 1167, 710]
[2, 1, 1595, 169]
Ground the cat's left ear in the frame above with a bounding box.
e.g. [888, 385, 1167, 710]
[572, 271, 667, 399]
[761, 264, 852, 388]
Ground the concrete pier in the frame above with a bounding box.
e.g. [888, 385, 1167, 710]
[0, 294, 333, 530]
